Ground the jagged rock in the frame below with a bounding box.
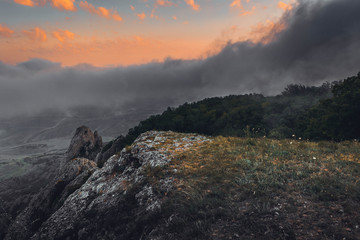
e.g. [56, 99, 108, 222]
[95, 135, 125, 167]
[5, 130, 211, 240]
[29, 131, 209, 240]
[4, 128, 100, 240]
[66, 126, 102, 161]
[4, 157, 97, 240]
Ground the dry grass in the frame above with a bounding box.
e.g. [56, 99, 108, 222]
[145, 132, 360, 239]
[169, 136, 360, 201]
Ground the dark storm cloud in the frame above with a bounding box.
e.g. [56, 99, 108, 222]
[1, 0, 360, 118]
[201, 0, 360, 93]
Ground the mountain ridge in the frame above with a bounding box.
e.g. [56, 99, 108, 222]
[2, 128, 360, 239]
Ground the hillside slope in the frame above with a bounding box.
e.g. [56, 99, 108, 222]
[3, 130, 360, 239]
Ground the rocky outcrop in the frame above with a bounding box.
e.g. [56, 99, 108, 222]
[5, 130, 211, 240]
[4, 158, 97, 240]
[66, 126, 102, 161]
[31, 131, 185, 239]
[4, 127, 100, 240]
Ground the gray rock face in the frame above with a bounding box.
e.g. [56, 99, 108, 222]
[4, 157, 97, 240]
[31, 131, 179, 239]
[66, 126, 102, 161]
[5, 130, 211, 240]
[4, 126, 101, 240]
[95, 135, 125, 167]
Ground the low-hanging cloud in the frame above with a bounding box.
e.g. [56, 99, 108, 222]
[1, 0, 360, 118]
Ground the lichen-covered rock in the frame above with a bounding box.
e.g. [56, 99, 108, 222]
[4, 130, 211, 240]
[30, 131, 210, 240]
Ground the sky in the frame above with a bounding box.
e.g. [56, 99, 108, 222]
[0, 0, 294, 66]
[1, 0, 360, 119]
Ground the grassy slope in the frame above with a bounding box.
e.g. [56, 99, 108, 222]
[143, 132, 360, 239]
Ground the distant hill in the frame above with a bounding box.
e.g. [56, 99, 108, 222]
[114, 72, 359, 149]
[114, 82, 331, 149]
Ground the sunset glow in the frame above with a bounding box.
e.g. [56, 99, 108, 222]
[0, 0, 298, 67]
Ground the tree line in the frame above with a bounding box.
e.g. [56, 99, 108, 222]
[117, 72, 360, 148]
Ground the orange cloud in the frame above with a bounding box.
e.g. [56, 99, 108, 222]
[149, 8, 158, 20]
[240, 6, 256, 16]
[173, 16, 177, 20]
[230, 0, 250, 8]
[230, 0, 241, 8]
[79, 2, 106, 17]
[130, 5, 135, 11]
[13, 0, 35, 7]
[277, 1, 294, 11]
[98, 7, 110, 17]
[156, 0, 176, 7]
[53, 29, 74, 42]
[230, 0, 255, 16]
[0, 32, 210, 67]
[133, 35, 145, 45]
[0, 24, 14, 38]
[79, 1, 123, 21]
[112, 14, 123, 21]
[23, 27, 47, 42]
[184, 0, 199, 11]
[150, 13, 159, 19]
[14, 0, 76, 11]
[137, 12, 146, 20]
[49, 0, 76, 11]
[248, 19, 286, 44]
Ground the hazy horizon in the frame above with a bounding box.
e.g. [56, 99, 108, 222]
[1, 0, 360, 119]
